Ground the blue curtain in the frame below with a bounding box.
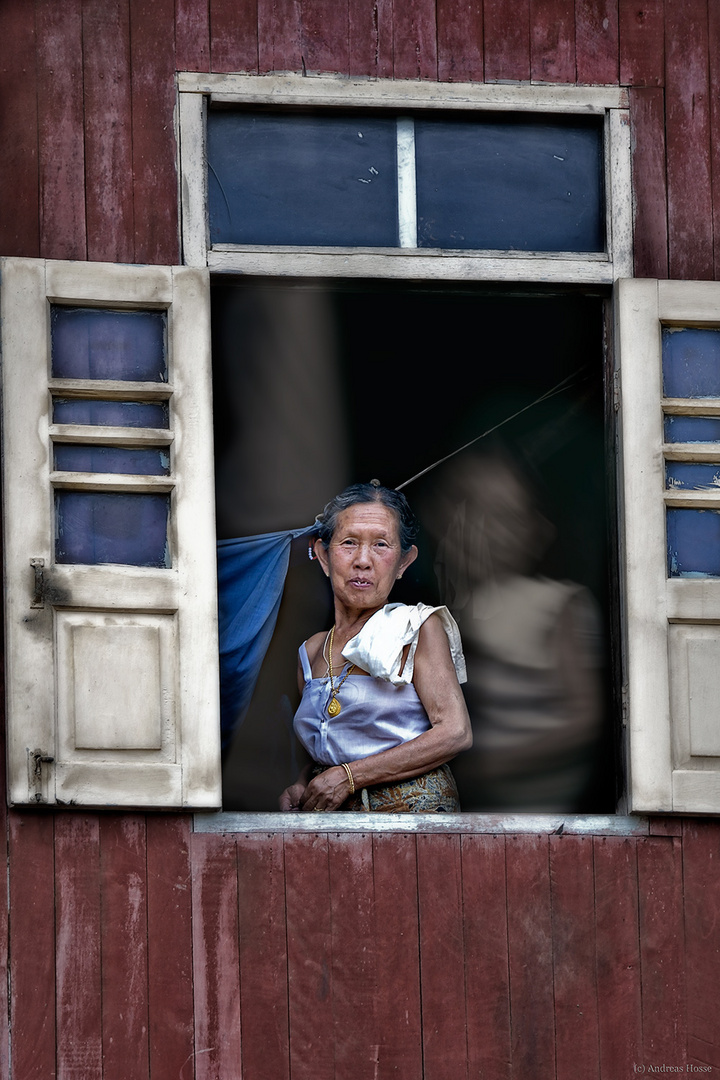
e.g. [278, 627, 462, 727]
[217, 525, 315, 749]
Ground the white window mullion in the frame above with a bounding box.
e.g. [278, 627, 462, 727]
[396, 117, 417, 249]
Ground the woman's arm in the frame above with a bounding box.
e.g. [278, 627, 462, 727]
[299, 613, 472, 811]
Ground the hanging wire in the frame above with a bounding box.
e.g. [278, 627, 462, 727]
[395, 366, 590, 492]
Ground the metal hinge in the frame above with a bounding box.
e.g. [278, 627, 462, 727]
[613, 370, 621, 412]
[30, 558, 45, 608]
[28, 748, 54, 803]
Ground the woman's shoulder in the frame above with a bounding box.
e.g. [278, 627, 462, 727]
[303, 631, 327, 667]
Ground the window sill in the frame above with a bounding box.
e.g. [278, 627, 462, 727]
[193, 811, 651, 835]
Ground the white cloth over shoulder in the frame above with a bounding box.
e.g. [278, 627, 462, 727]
[343, 603, 467, 686]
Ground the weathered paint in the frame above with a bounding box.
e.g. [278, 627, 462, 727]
[2, 1, 720, 1077]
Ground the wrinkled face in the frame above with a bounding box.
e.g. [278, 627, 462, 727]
[315, 502, 417, 613]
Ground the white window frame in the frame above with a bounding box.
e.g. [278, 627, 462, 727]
[177, 72, 632, 284]
[0, 258, 221, 808]
[174, 73, 642, 827]
[617, 279, 720, 814]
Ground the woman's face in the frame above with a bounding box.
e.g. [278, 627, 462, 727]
[315, 502, 418, 614]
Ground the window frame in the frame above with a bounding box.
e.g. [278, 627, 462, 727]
[177, 72, 632, 283]
[177, 73, 635, 825]
[0, 258, 221, 808]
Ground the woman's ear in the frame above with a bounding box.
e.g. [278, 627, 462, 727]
[314, 538, 330, 576]
[397, 544, 418, 579]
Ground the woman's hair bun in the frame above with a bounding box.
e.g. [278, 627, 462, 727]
[370, 478, 381, 487]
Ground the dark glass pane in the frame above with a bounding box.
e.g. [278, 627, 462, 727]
[207, 111, 398, 246]
[662, 327, 720, 398]
[53, 399, 169, 428]
[666, 462, 720, 491]
[51, 307, 167, 382]
[667, 508, 720, 577]
[54, 445, 170, 476]
[55, 491, 170, 567]
[415, 114, 604, 251]
[664, 415, 720, 443]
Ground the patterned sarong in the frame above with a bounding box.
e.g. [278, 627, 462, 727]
[313, 762, 460, 813]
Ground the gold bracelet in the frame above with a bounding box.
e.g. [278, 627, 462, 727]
[340, 762, 355, 794]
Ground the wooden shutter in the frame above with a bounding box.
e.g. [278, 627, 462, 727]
[1, 258, 221, 807]
[618, 278, 720, 813]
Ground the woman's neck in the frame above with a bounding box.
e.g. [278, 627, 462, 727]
[332, 602, 385, 643]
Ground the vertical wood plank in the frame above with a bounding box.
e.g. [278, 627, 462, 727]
[236, 832, 290, 1080]
[8, 814, 56, 1080]
[484, 0, 531, 82]
[530, 0, 576, 83]
[146, 815, 195, 1080]
[372, 833, 423, 1080]
[618, 0, 665, 87]
[175, 0, 211, 71]
[284, 832, 334, 1080]
[392, 0, 438, 81]
[665, 0, 713, 280]
[130, 0, 180, 266]
[100, 814, 150, 1080]
[329, 833, 377, 1080]
[682, 821, 720, 1069]
[55, 814, 103, 1078]
[349, 0, 393, 78]
[257, 0, 303, 74]
[550, 835, 600, 1080]
[437, 0, 483, 83]
[417, 834, 467, 1080]
[462, 834, 511, 1080]
[0, 0, 39, 257]
[36, 0, 87, 261]
[709, 0, 720, 282]
[594, 837, 642, 1079]
[630, 87, 668, 278]
[637, 836, 686, 1065]
[575, 0, 619, 85]
[506, 835, 555, 1078]
[301, 0, 349, 74]
[82, 0, 135, 263]
[210, 0, 259, 72]
[191, 833, 242, 1080]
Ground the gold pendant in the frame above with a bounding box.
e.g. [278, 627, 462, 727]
[327, 696, 341, 717]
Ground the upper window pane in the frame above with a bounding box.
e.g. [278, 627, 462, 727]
[207, 111, 399, 247]
[415, 114, 604, 252]
[51, 307, 167, 382]
[662, 327, 720, 398]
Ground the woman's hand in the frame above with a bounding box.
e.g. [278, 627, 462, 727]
[298, 766, 352, 812]
[279, 781, 307, 810]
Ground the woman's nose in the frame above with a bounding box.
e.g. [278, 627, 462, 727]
[353, 544, 372, 566]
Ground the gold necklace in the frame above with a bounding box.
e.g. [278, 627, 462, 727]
[326, 625, 354, 717]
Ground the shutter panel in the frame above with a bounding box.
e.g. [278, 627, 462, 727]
[618, 278, 720, 813]
[1, 258, 221, 807]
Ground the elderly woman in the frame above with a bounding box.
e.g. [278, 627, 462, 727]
[280, 482, 472, 813]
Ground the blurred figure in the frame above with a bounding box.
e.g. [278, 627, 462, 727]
[429, 451, 603, 812]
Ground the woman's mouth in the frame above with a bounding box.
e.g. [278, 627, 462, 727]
[349, 578, 372, 588]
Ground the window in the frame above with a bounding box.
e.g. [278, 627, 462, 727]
[617, 279, 720, 813]
[4, 78, 717, 816]
[178, 73, 632, 283]
[0, 259, 220, 807]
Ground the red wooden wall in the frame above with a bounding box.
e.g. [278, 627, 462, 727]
[3, 812, 720, 1078]
[1, 0, 719, 280]
[2, 0, 720, 1077]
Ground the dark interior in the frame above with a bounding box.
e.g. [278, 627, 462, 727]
[212, 279, 617, 812]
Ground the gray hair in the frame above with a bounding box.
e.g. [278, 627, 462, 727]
[315, 481, 418, 554]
